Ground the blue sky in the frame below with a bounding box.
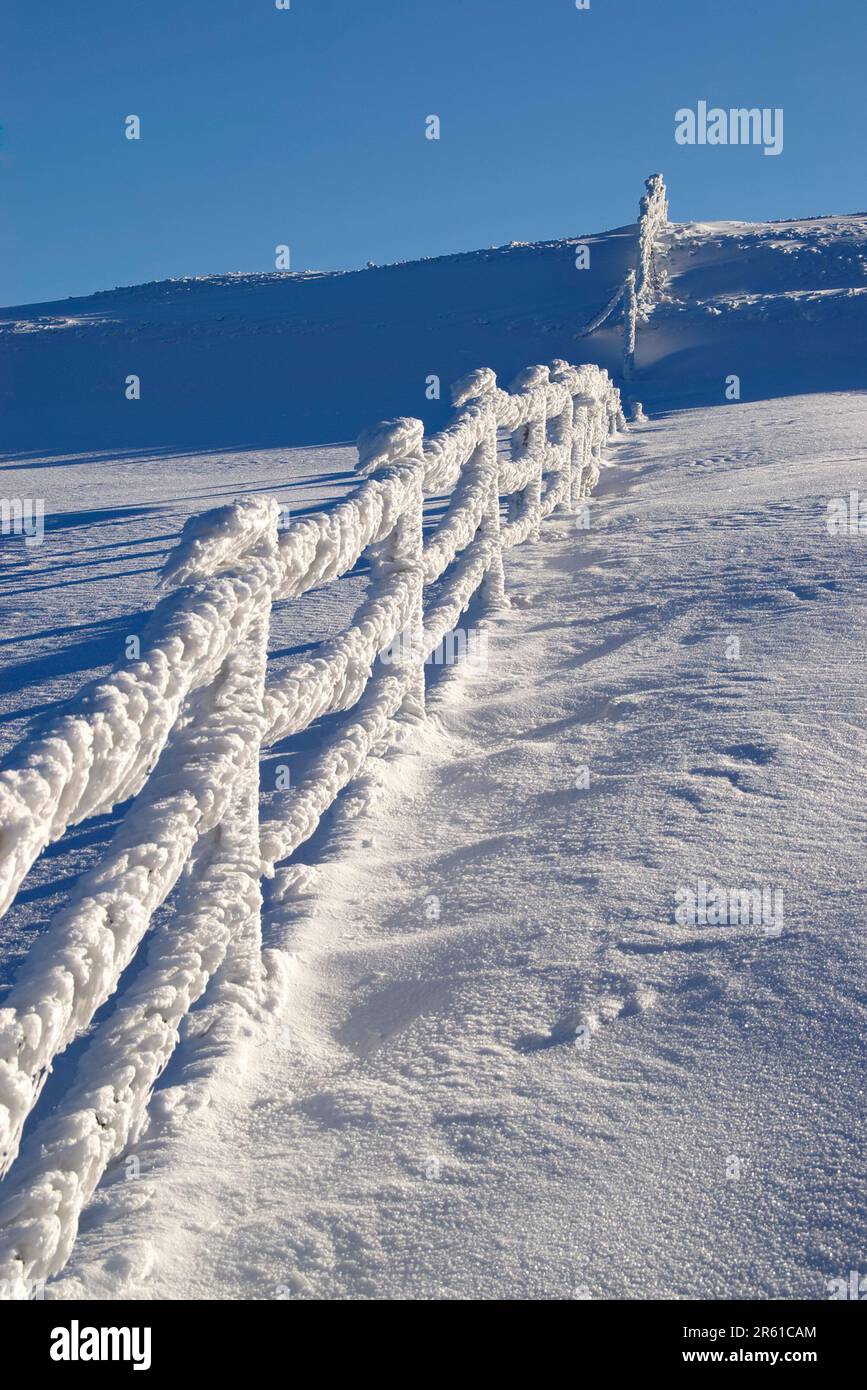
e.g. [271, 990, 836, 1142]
[2, 0, 864, 306]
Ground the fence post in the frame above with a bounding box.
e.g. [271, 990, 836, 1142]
[400, 466, 427, 721]
[568, 392, 596, 501]
[570, 407, 587, 509]
[197, 528, 276, 1005]
[368, 457, 426, 723]
[623, 270, 638, 380]
[155, 497, 280, 1012]
[548, 363, 576, 515]
[507, 365, 548, 542]
[636, 172, 668, 312]
[585, 402, 604, 496]
[447, 370, 507, 612]
[478, 403, 507, 609]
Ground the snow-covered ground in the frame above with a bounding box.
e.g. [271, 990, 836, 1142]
[42, 392, 867, 1301]
[1, 209, 866, 1299]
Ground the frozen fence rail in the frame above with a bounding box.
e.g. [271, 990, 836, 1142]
[0, 357, 624, 1296]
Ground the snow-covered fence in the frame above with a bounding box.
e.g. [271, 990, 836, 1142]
[578, 173, 668, 378]
[0, 358, 623, 1296]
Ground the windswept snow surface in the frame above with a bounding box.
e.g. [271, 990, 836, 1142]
[48, 392, 867, 1301]
[1, 210, 866, 1299]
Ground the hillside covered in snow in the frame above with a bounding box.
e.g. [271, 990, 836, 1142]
[0, 203, 866, 1301]
[2, 213, 866, 457]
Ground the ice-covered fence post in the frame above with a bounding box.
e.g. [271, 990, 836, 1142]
[587, 403, 603, 493]
[569, 392, 599, 502]
[508, 365, 549, 542]
[359, 419, 426, 722]
[154, 498, 279, 998]
[636, 173, 668, 312]
[586, 398, 606, 496]
[569, 405, 588, 510]
[600, 370, 619, 436]
[185, 509, 278, 1006]
[451, 368, 507, 609]
[548, 361, 577, 515]
[390, 465, 426, 721]
[623, 270, 638, 380]
[125, 492, 280, 1010]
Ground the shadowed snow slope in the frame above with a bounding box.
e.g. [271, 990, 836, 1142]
[2, 213, 865, 457]
[51, 393, 867, 1301]
[0, 228, 635, 457]
[640, 217, 867, 409]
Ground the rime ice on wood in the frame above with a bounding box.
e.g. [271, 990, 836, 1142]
[0, 335, 622, 1293]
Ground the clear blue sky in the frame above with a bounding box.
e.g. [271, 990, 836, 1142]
[2, 0, 864, 306]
